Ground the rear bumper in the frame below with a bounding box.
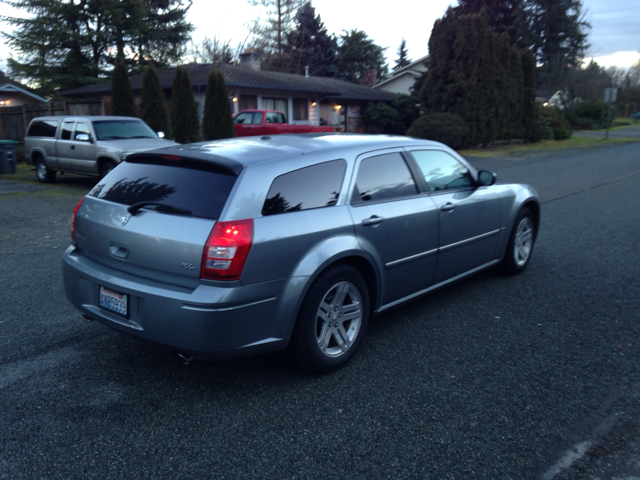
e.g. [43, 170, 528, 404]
[62, 246, 306, 360]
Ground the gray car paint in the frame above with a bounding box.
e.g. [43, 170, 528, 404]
[62, 134, 540, 360]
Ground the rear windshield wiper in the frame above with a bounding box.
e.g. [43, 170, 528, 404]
[127, 201, 192, 216]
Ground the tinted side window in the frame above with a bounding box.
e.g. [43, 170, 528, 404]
[262, 160, 346, 216]
[60, 121, 74, 140]
[28, 120, 59, 137]
[411, 150, 474, 192]
[352, 153, 417, 203]
[88, 161, 237, 220]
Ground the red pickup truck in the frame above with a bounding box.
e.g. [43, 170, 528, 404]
[233, 109, 334, 136]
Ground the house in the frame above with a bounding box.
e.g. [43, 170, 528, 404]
[60, 51, 396, 133]
[0, 71, 48, 107]
[374, 55, 428, 96]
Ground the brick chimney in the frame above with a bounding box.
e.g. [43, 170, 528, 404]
[239, 49, 262, 71]
[362, 68, 377, 87]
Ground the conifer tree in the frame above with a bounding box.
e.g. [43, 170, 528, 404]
[421, 8, 536, 146]
[393, 39, 411, 72]
[202, 70, 235, 140]
[170, 67, 200, 144]
[140, 61, 169, 135]
[111, 59, 136, 117]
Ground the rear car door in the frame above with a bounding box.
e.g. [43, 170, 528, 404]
[408, 149, 501, 283]
[348, 151, 439, 306]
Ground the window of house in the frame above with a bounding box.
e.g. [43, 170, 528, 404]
[239, 95, 257, 110]
[262, 160, 346, 216]
[262, 97, 288, 114]
[352, 153, 418, 204]
[292, 98, 309, 121]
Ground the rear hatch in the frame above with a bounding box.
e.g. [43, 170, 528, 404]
[74, 154, 239, 288]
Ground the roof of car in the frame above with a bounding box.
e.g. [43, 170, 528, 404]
[29, 116, 148, 122]
[127, 134, 442, 176]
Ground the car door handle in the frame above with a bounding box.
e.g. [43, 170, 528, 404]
[440, 202, 456, 211]
[362, 215, 385, 226]
[70, 145, 75, 150]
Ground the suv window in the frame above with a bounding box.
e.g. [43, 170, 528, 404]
[27, 120, 59, 137]
[262, 160, 346, 216]
[352, 153, 417, 203]
[88, 161, 237, 220]
[411, 150, 474, 192]
[60, 121, 74, 140]
[73, 121, 91, 140]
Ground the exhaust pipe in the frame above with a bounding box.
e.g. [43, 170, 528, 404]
[176, 352, 194, 365]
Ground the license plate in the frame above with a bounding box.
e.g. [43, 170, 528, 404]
[99, 286, 128, 317]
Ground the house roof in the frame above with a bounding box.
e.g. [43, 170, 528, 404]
[60, 63, 396, 103]
[375, 55, 428, 89]
[0, 75, 48, 103]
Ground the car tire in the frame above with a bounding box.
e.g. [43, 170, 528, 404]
[35, 156, 56, 183]
[500, 207, 536, 275]
[289, 264, 370, 373]
[100, 160, 116, 178]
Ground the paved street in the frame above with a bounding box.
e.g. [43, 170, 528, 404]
[1, 142, 639, 479]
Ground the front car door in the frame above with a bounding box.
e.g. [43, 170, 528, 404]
[407, 149, 502, 283]
[66, 121, 97, 173]
[234, 111, 264, 136]
[348, 151, 439, 307]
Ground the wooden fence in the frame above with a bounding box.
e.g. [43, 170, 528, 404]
[0, 99, 105, 141]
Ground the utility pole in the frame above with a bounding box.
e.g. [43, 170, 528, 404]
[604, 87, 618, 140]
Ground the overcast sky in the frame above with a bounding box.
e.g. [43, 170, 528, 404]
[1, 0, 639, 72]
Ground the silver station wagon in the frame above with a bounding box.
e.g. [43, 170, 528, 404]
[63, 134, 540, 372]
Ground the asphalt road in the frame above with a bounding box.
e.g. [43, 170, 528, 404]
[1, 142, 639, 479]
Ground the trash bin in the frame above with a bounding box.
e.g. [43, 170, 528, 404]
[0, 140, 18, 174]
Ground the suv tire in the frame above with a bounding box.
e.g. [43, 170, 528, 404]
[35, 157, 56, 183]
[289, 264, 370, 373]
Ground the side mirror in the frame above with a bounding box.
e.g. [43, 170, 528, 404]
[75, 133, 91, 142]
[157, 131, 165, 138]
[477, 170, 497, 186]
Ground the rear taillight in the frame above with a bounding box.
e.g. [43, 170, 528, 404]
[201, 219, 253, 281]
[71, 196, 86, 242]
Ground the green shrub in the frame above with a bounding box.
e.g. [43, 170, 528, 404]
[362, 94, 420, 135]
[111, 59, 136, 117]
[170, 66, 200, 144]
[406, 113, 469, 150]
[536, 111, 553, 140]
[140, 62, 169, 135]
[539, 107, 572, 140]
[202, 69, 235, 140]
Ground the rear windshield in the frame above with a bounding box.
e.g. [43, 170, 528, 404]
[88, 161, 236, 220]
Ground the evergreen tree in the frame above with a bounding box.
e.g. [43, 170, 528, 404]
[393, 39, 411, 72]
[170, 67, 200, 144]
[111, 59, 136, 117]
[140, 61, 169, 135]
[421, 8, 536, 146]
[336, 30, 388, 84]
[283, 2, 337, 77]
[2, 0, 193, 96]
[202, 70, 235, 141]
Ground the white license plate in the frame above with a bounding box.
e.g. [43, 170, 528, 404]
[99, 286, 128, 317]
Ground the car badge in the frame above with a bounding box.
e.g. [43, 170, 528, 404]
[121, 215, 131, 226]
